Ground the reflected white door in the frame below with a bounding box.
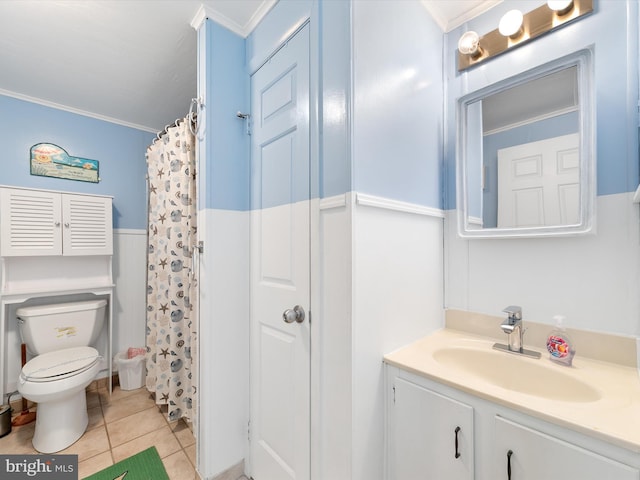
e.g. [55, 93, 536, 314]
[497, 133, 579, 228]
[249, 24, 310, 480]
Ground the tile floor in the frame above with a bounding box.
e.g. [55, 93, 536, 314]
[0, 381, 199, 479]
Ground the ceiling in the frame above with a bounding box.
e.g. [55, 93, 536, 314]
[0, 0, 499, 133]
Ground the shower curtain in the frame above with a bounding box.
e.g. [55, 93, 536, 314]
[145, 119, 198, 423]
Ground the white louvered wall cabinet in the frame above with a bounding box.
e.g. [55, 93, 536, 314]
[0, 186, 113, 256]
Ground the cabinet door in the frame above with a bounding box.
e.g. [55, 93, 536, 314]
[390, 377, 474, 480]
[0, 188, 62, 256]
[494, 416, 639, 480]
[62, 194, 113, 255]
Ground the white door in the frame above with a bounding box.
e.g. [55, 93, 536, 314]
[250, 24, 310, 480]
[497, 133, 579, 228]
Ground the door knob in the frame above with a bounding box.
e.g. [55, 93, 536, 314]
[283, 305, 305, 324]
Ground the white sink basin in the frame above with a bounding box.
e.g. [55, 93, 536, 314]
[432, 346, 602, 403]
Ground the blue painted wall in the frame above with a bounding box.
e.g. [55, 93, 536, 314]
[319, 0, 352, 200]
[444, 0, 639, 210]
[244, 0, 444, 209]
[352, 1, 444, 209]
[200, 20, 249, 212]
[205, 0, 639, 214]
[245, 0, 355, 205]
[0, 94, 153, 229]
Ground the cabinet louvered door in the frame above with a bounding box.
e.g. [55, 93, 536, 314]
[62, 195, 113, 255]
[0, 188, 62, 256]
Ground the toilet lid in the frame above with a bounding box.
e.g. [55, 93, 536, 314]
[22, 346, 100, 382]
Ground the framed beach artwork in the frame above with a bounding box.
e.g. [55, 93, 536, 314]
[30, 143, 100, 183]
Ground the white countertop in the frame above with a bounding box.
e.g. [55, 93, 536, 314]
[384, 328, 640, 453]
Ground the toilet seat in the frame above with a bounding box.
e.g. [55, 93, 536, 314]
[21, 346, 100, 383]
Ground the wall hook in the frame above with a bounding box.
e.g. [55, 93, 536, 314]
[236, 112, 251, 135]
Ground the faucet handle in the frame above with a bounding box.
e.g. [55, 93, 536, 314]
[502, 305, 522, 321]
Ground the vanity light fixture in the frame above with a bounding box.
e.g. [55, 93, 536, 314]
[498, 10, 524, 39]
[457, 0, 592, 72]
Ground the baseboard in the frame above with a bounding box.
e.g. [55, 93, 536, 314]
[209, 460, 245, 480]
[87, 374, 117, 392]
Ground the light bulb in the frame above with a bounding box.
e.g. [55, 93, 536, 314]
[547, 0, 574, 15]
[458, 31, 480, 56]
[498, 9, 524, 38]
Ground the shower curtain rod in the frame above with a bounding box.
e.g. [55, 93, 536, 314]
[154, 97, 203, 141]
[157, 116, 193, 139]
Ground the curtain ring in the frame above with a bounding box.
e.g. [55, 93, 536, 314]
[189, 97, 202, 136]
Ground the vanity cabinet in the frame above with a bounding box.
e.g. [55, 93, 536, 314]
[387, 376, 474, 479]
[0, 186, 113, 256]
[385, 365, 640, 480]
[493, 416, 639, 480]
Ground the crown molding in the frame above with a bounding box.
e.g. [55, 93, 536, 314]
[0, 89, 157, 133]
[190, 5, 208, 31]
[421, 0, 502, 33]
[191, 1, 277, 37]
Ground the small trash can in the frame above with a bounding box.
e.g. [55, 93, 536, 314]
[114, 351, 146, 390]
[0, 404, 11, 438]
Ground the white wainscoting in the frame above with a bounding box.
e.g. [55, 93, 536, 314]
[314, 194, 353, 480]
[194, 194, 446, 480]
[197, 208, 250, 480]
[112, 229, 147, 355]
[312, 193, 445, 480]
[351, 192, 445, 480]
[445, 192, 640, 336]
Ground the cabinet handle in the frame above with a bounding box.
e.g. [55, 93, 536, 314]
[54, 222, 61, 227]
[64, 222, 70, 228]
[454, 426, 461, 459]
[507, 450, 513, 480]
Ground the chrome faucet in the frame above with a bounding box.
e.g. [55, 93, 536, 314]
[501, 305, 523, 352]
[493, 305, 541, 359]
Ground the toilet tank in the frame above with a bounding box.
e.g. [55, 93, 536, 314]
[17, 299, 107, 355]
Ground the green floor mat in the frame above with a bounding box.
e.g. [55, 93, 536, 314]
[83, 446, 169, 480]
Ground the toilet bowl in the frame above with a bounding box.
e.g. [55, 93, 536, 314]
[16, 300, 107, 453]
[18, 346, 101, 453]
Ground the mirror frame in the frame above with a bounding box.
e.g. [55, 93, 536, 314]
[456, 49, 595, 238]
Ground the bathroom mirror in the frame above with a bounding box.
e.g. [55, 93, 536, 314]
[456, 49, 595, 238]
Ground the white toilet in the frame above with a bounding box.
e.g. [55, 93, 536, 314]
[16, 299, 107, 453]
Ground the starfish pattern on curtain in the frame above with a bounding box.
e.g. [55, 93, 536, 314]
[145, 119, 198, 423]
